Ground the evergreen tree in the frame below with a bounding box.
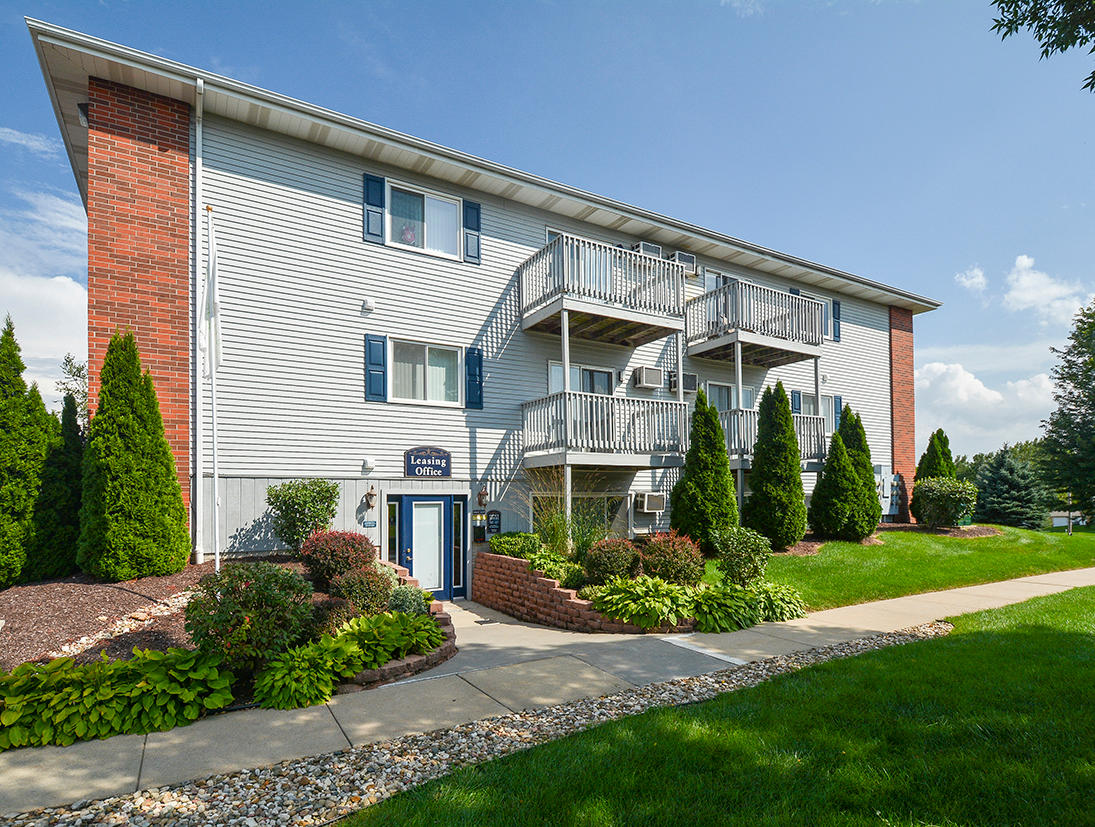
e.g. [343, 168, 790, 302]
[808, 433, 862, 539]
[911, 428, 956, 521]
[670, 388, 738, 554]
[741, 381, 806, 549]
[78, 332, 190, 581]
[974, 448, 1048, 529]
[836, 406, 883, 534]
[26, 394, 83, 581]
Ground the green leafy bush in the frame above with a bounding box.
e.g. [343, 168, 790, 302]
[388, 584, 430, 615]
[911, 428, 956, 521]
[266, 479, 340, 553]
[690, 585, 763, 633]
[576, 584, 606, 602]
[299, 530, 378, 590]
[185, 562, 313, 680]
[747, 581, 808, 622]
[253, 633, 363, 710]
[593, 575, 694, 629]
[330, 565, 395, 615]
[311, 597, 360, 639]
[639, 531, 704, 585]
[339, 612, 445, 669]
[529, 549, 586, 590]
[712, 525, 770, 587]
[488, 531, 542, 559]
[0, 647, 233, 750]
[912, 478, 979, 528]
[583, 537, 639, 585]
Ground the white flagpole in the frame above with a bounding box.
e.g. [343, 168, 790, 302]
[205, 205, 222, 572]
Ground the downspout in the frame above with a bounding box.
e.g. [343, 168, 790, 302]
[192, 77, 205, 563]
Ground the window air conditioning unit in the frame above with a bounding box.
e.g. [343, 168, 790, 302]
[637, 492, 666, 513]
[668, 371, 699, 393]
[632, 366, 665, 389]
[669, 251, 697, 275]
[632, 241, 663, 258]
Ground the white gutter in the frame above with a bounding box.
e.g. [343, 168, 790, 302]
[192, 76, 204, 564]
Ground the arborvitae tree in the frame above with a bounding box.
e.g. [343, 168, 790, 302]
[26, 394, 83, 581]
[911, 428, 957, 521]
[670, 388, 738, 554]
[78, 332, 190, 581]
[0, 318, 55, 587]
[974, 449, 1048, 529]
[742, 381, 806, 549]
[808, 433, 860, 539]
[836, 406, 883, 534]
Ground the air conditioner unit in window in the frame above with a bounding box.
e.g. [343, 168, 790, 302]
[637, 492, 666, 513]
[668, 371, 699, 393]
[632, 366, 665, 389]
[669, 251, 697, 275]
[632, 241, 663, 258]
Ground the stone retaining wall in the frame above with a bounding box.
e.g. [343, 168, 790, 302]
[336, 610, 457, 692]
[471, 552, 693, 634]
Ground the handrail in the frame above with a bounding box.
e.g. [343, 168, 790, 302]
[717, 409, 827, 461]
[522, 391, 687, 455]
[686, 281, 825, 347]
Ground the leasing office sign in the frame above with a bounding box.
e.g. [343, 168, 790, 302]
[404, 446, 452, 478]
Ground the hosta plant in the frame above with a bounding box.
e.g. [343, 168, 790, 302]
[593, 575, 694, 630]
[690, 585, 764, 633]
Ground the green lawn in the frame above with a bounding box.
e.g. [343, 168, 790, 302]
[765, 525, 1095, 610]
[345, 587, 1095, 826]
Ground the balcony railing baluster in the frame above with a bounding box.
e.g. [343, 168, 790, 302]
[686, 281, 825, 348]
[522, 392, 686, 457]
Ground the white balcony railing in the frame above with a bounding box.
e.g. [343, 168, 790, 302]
[518, 233, 686, 320]
[687, 281, 825, 347]
[718, 409, 827, 462]
[522, 392, 686, 456]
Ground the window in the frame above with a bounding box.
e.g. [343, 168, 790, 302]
[705, 269, 751, 294]
[546, 228, 563, 244]
[802, 292, 834, 339]
[392, 341, 461, 404]
[388, 182, 460, 259]
[548, 361, 614, 395]
[386, 499, 399, 564]
[707, 381, 755, 411]
[801, 393, 836, 433]
[452, 499, 464, 589]
[531, 494, 627, 535]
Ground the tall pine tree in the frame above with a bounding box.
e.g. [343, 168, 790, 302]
[78, 332, 190, 581]
[974, 448, 1047, 529]
[911, 428, 956, 521]
[670, 388, 738, 554]
[836, 405, 883, 534]
[26, 394, 84, 581]
[808, 432, 862, 539]
[742, 381, 806, 549]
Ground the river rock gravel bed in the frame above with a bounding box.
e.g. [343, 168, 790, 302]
[2, 621, 953, 827]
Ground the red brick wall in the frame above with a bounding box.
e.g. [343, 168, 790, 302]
[889, 307, 916, 521]
[86, 78, 192, 511]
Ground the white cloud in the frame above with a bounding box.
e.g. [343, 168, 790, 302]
[954, 266, 986, 293]
[721, 0, 764, 16]
[915, 361, 1054, 456]
[0, 189, 86, 281]
[915, 340, 1057, 378]
[0, 127, 61, 157]
[1003, 254, 1092, 326]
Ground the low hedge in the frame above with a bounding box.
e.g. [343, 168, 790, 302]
[912, 478, 979, 528]
[0, 648, 233, 751]
[488, 532, 542, 559]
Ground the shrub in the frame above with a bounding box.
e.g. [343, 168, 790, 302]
[639, 531, 704, 586]
[974, 450, 1047, 529]
[583, 537, 639, 585]
[0, 647, 233, 750]
[808, 433, 872, 541]
[300, 530, 378, 590]
[78, 332, 189, 581]
[266, 479, 340, 553]
[747, 581, 808, 621]
[185, 562, 313, 680]
[388, 584, 430, 615]
[913, 478, 978, 528]
[911, 428, 957, 521]
[836, 406, 883, 536]
[488, 531, 542, 559]
[670, 389, 738, 555]
[527, 548, 585, 590]
[712, 525, 770, 587]
[311, 597, 360, 639]
[690, 585, 763, 633]
[593, 575, 694, 629]
[576, 584, 606, 602]
[25, 393, 83, 581]
[741, 382, 807, 550]
[330, 564, 395, 615]
[253, 633, 363, 710]
[339, 612, 445, 669]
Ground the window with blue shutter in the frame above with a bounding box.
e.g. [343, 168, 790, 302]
[789, 287, 800, 296]
[834, 395, 843, 429]
[790, 389, 802, 414]
[465, 346, 483, 409]
[363, 174, 385, 244]
[364, 334, 387, 401]
[463, 201, 481, 264]
[832, 300, 841, 342]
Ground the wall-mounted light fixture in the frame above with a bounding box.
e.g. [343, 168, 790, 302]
[361, 298, 377, 313]
[477, 486, 490, 507]
[363, 484, 377, 510]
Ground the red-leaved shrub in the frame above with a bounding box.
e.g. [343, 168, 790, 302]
[639, 531, 704, 585]
[300, 531, 378, 590]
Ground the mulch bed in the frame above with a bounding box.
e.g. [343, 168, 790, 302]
[877, 523, 1002, 539]
[774, 533, 883, 556]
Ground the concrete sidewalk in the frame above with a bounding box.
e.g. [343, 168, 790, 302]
[4, 567, 1095, 816]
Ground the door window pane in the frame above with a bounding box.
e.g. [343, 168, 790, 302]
[708, 383, 732, 412]
[741, 387, 755, 409]
[822, 395, 835, 433]
[452, 500, 464, 588]
[391, 188, 425, 249]
[425, 195, 459, 257]
[801, 394, 818, 417]
[393, 341, 425, 399]
[386, 500, 399, 564]
[427, 346, 459, 403]
[583, 368, 612, 395]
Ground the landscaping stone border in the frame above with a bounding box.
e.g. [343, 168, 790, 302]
[471, 552, 694, 634]
[335, 610, 457, 693]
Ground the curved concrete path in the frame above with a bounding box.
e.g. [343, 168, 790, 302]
[4, 566, 1095, 817]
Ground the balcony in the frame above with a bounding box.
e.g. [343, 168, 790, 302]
[518, 234, 686, 347]
[718, 409, 827, 468]
[522, 392, 686, 468]
[686, 281, 824, 367]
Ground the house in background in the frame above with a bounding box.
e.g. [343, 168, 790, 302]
[29, 19, 939, 601]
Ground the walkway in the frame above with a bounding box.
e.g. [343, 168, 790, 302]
[4, 566, 1095, 816]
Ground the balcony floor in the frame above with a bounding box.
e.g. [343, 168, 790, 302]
[523, 450, 684, 470]
[688, 328, 822, 368]
[524, 296, 684, 347]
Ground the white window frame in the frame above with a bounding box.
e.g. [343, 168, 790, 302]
[548, 360, 615, 396]
[389, 338, 464, 408]
[386, 179, 463, 262]
[801, 392, 836, 434]
[545, 227, 566, 244]
[707, 380, 754, 411]
[801, 291, 834, 340]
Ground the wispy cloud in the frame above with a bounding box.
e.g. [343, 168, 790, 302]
[915, 339, 1057, 378]
[721, 0, 765, 16]
[954, 265, 986, 293]
[0, 127, 61, 158]
[1003, 254, 1092, 326]
[0, 189, 87, 281]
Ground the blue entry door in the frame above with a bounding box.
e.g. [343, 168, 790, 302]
[399, 496, 453, 600]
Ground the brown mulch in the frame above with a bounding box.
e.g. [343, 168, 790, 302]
[877, 523, 1002, 538]
[774, 533, 884, 556]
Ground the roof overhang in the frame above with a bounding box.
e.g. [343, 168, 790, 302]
[27, 17, 941, 315]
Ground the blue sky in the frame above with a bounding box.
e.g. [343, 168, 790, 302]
[1, 0, 1093, 456]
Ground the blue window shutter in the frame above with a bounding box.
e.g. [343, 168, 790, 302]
[463, 201, 481, 264]
[789, 287, 800, 296]
[790, 390, 802, 414]
[465, 346, 484, 409]
[834, 395, 843, 429]
[363, 174, 385, 244]
[364, 334, 387, 401]
[832, 300, 842, 341]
